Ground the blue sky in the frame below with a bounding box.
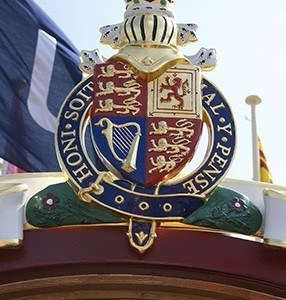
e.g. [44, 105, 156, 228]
[34, 0, 286, 185]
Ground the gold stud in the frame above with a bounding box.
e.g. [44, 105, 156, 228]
[163, 203, 172, 212]
[115, 195, 125, 204]
[139, 202, 149, 211]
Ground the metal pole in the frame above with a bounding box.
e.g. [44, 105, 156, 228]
[245, 95, 262, 181]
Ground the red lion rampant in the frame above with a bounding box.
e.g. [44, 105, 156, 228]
[159, 76, 190, 109]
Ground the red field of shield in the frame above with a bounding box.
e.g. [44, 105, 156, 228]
[146, 117, 202, 186]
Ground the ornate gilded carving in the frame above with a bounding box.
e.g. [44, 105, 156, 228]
[94, 118, 141, 172]
[150, 120, 194, 138]
[159, 75, 190, 110]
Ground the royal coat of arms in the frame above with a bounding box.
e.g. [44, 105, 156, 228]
[91, 61, 202, 186]
[36, 0, 262, 253]
[4, 1, 286, 298]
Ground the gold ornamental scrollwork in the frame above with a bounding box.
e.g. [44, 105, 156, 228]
[78, 172, 113, 203]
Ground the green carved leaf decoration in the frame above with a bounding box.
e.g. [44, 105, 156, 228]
[26, 182, 262, 234]
[26, 182, 123, 228]
[184, 186, 262, 235]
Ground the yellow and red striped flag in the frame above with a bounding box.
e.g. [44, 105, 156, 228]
[258, 138, 273, 183]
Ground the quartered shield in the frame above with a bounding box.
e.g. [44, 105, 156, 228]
[91, 60, 203, 187]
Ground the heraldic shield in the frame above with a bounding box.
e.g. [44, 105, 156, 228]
[91, 60, 203, 187]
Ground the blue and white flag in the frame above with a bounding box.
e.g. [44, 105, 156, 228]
[0, 0, 82, 172]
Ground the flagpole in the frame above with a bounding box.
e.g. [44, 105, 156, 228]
[245, 95, 262, 181]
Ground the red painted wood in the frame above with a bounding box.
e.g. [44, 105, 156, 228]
[0, 227, 285, 297]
